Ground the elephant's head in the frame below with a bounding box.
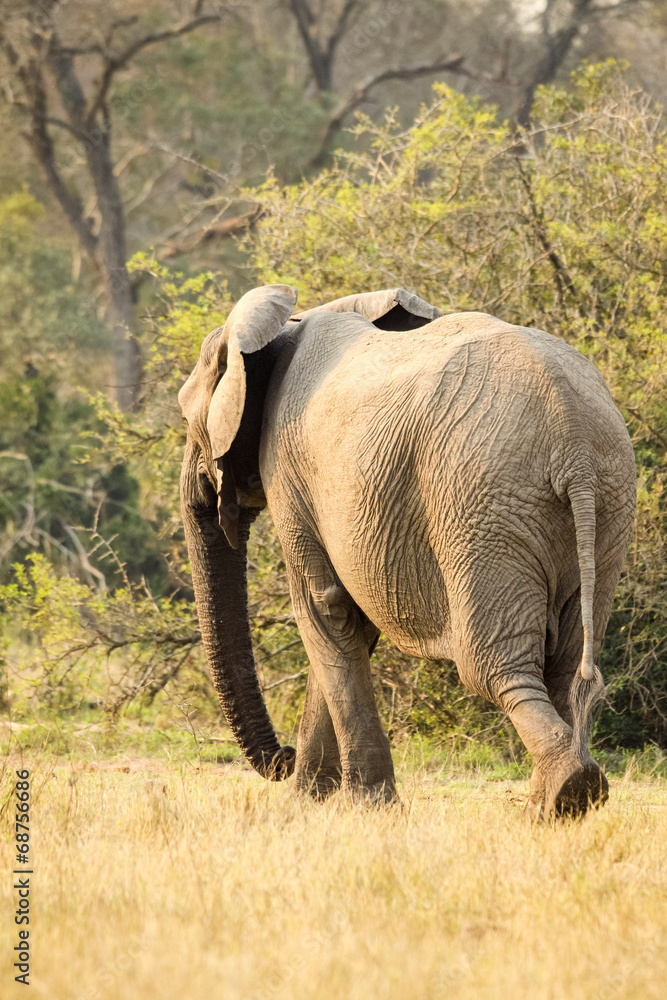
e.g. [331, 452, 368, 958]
[178, 283, 441, 780]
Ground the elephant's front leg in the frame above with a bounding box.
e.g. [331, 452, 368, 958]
[289, 570, 396, 804]
[295, 669, 342, 799]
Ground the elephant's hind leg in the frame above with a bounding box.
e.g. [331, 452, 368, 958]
[454, 587, 605, 820]
[287, 555, 396, 804]
[509, 694, 607, 821]
[539, 589, 610, 817]
[497, 656, 607, 820]
[536, 509, 633, 816]
[295, 669, 342, 799]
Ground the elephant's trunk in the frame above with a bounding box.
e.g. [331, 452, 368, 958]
[181, 458, 295, 780]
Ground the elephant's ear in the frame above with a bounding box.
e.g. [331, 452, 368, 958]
[291, 288, 441, 330]
[206, 284, 298, 546]
[207, 284, 298, 461]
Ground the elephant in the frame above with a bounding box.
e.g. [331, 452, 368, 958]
[178, 283, 636, 819]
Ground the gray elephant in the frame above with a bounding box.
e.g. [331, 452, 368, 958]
[178, 283, 636, 819]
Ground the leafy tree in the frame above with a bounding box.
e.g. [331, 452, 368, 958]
[0, 189, 166, 590]
[0, 0, 236, 408]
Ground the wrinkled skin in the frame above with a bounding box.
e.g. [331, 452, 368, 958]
[179, 285, 636, 818]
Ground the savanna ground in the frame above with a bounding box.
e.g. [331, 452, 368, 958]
[2, 734, 666, 1000]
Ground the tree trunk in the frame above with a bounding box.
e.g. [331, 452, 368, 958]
[46, 37, 142, 409]
[289, 0, 333, 93]
[517, 0, 596, 130]
[90, 133, 141, 410]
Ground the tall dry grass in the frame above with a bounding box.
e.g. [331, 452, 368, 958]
[1, 758, 666, 1000]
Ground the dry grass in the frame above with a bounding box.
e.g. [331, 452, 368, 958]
[1, 757, 666, 1000]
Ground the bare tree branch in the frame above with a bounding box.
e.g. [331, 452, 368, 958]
[2, 40, 100, 259]
[85, 9, 235, 125]
[289, 0, 362, 93]
[287, 4, 503, 166]
[158, 205, 264, 259]
[64, 526, 107, 593]
[289, 0, 329, 91]
[2, 86, 89, 138]
[514, 155, 576, 303]
[517, 0, 644, 128]
[262, 667, 308, 691]
[325, 0, 361, 62]
[309, 53, 466, 167]
[48, 32, 88, 126]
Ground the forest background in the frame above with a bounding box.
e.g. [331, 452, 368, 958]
[2, 0, 667, 772]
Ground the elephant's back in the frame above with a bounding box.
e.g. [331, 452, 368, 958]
[411, 314, 631, 474]
[263, 309, 634, 660]
[266, 308, 632, 527]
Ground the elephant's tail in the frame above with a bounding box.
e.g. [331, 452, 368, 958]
[568, 481, 597, 682]
[567, 479, 605, 760]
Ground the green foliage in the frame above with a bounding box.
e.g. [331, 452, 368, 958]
[0, 554, 202, 715]
[597, 471, 667, 746]
[131, 26, 329, 185]
[0, 190, 165, 587]
[0, 188, 101, 371]
[0, 259, 308, 737]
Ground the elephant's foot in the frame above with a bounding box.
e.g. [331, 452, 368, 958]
[502, 694, 608, 822]
[294, 667, 343, 800]
[528, 757, 608, 821]
[295, 764, 342, 801]
[341, 777, 399, 807]
[547, 758, 608, 818]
